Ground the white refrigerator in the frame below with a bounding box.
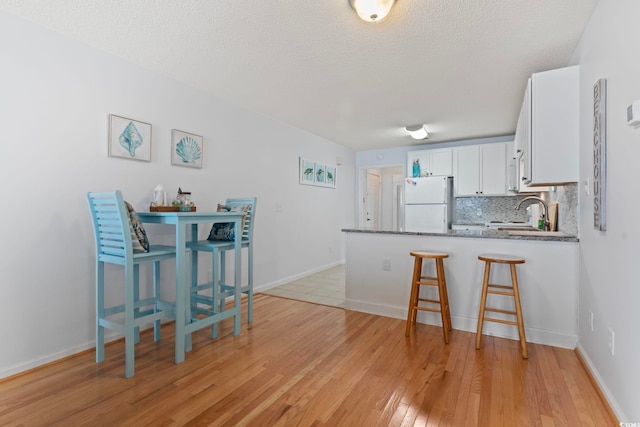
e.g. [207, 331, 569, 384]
[404, 176, 453, 233]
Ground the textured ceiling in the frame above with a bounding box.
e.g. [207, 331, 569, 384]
[0, 0, 598, 151]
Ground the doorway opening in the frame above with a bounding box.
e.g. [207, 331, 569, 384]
[358, 166, 404, 231]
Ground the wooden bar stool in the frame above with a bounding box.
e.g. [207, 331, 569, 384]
[405, 251, 452, 343]
[475, 254, 528, 358]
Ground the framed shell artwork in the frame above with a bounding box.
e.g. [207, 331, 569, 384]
[108, 114, 152, 162]
[171, 129, 203, 169]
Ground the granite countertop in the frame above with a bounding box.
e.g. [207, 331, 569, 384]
[341, 228, 579, 242]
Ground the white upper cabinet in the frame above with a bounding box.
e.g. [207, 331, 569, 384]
[482, 143, 508, 195]
[514, 94, 529, 160]
[407, 148, 452, 177]
[453, 142, 507, 196]
[453, 146, 480, 195]
[517, 66, 580, 186]
[429, 149, 453, 176]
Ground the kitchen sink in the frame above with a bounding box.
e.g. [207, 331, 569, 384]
[497, 226, 539, 231]
[506, 230, 570, 237]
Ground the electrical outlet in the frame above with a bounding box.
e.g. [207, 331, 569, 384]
[589, 311, 594, 332]
[382, 259, 391, 271]
[607, 328, 615, 356]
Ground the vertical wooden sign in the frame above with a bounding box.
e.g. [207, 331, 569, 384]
[593, 79, 607, 231]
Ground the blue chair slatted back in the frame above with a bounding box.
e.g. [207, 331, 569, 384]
[87, 190, 133, 263]
[225, 197, 257, 241]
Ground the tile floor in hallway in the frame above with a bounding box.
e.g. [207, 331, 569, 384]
[261, 265, 345, 308]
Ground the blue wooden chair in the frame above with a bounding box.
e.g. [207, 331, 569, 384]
[188, 197, 257, 338]
[87, 191, 176, 378]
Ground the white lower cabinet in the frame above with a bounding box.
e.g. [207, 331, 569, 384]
[453, 142, 507, 196]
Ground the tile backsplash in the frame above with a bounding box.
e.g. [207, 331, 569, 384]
[455, 195, 531, 224]
[548, 183, 578, 235]
[454, 183, 578, 235]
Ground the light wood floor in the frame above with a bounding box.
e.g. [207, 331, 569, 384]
[0, 295, 615, 426]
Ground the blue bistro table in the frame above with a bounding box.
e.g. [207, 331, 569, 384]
[137, 211, 244, 364]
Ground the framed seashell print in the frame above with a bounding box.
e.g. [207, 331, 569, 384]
[108, 114, 152, 162]
[171, 129, 203, 169]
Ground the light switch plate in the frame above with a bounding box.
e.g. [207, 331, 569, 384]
[584, 177, 590, 196]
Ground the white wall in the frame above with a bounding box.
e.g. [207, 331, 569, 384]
[0, 12, 354, 378]
[571, 0, 640, 421]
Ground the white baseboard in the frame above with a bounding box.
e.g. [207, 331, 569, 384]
[345, 299, 578, 349]
[255, 260, 344, 293]
[575, 343, 626, 422]
[0, 331, 125, 380]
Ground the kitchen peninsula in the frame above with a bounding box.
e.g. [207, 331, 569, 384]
[342, 227, 579, 349]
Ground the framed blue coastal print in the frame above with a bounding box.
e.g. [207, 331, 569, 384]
[299, 157, 336, 188]
[171, 129, 203, 169]
[108, 114, 152, 162]
[300, 158, 316, 184]
[315, 163, 326, 184]
[325, 165, 336, 187]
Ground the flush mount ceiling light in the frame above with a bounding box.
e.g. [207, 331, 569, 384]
[349, 0, 396, 23]
[405, 124, 429, 140]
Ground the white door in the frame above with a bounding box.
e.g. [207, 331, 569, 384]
[404, 204, 447, 233]
[364, 171, 381, 229]
[392, 177, 402, 231]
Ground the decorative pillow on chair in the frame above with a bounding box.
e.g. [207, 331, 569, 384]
[125, 201, 150, 253]
[207, 203, 250, 241]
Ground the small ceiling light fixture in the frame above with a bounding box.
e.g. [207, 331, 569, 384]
[405, 124, 429, 140]
[349, 0, 396, 23]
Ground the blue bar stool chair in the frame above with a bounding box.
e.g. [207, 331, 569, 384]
[188, 197, 257, 338]
[87, 191, 176, 377]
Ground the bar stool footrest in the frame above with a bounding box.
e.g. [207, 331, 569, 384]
[483, 317, 519, 326]
[415, 306, 443, 313]
[485, 307, 517, 316]
[417, 297, 441, 304]
[488, 283, 513, 290]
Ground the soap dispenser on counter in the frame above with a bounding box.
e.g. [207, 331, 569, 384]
[528, 205, 541, 228]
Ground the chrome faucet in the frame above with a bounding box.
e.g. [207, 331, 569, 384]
[515, 196, 549, 231]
